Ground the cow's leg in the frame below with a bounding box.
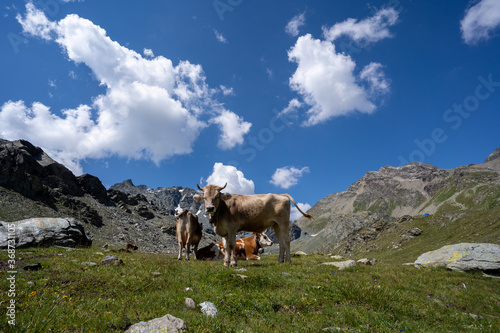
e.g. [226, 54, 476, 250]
[283, 227, 291, 263]
[272, 224, 285, 263]
[222, 237, 230, 267]
[193, 243, 199, 260]
[223, 234, 238, 267]
[185, 235, 192, 260]
[177, 241, 183, 260]
[273, 223, 291, 263]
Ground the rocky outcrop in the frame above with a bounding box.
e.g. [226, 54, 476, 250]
[0, 217, 92, 248]
[0, 139, 109, 204]
[414, 243, 500, 275]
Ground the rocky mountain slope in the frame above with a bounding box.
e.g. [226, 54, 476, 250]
[293, 148, 500, 254]
[0, 139, 217, 253]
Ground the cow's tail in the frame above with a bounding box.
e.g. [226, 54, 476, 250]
[283, 194, 313, 219]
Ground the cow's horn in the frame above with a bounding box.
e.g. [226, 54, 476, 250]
[220, 183, 227, 190]
[197, 184, 203, 191]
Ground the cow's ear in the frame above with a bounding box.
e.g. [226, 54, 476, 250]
[193, 194, 204, 202]
[221, 193, 232, 200]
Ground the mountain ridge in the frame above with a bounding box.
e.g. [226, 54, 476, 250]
[292, 148, 500, 254]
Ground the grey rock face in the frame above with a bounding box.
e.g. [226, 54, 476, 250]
[414, 243, 500, 274]
[0, 217, 92, 248]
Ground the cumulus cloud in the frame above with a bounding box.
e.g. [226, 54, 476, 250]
[2, 4, 249, 174]
[288, 8, 398, 126]
[461, 0, 500, 45]
[285, 12, 306, 37]
[270, 166, 309, 189]
[290, 202, 312, 221]
[211, 110, 252, 150]
[288, 35, 375, 125]
[205, 163, 255, 195]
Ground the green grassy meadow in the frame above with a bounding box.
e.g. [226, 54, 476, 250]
[1, 246, 499, 332]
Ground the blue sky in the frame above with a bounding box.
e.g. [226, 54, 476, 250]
[1, 0, 500, 218]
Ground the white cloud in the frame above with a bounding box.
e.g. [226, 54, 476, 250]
[2, 4, 250, 174]
[270, 166, 309, 189]
[143, 48, 154, 58]
[287, 8, 398, 126]
[16, 3, 56, 41]
[461, 0, 500, 45]
[290, 202, 312, 221]
[322, 7, 398, 44]
[279, 98, 302, 115]
[206, 163, 255, 195]
[219, 85, 234, 96]
[359, 62, 390, 95]
[212, 110, 252, 150]
[285, 12, 306, 37]
[288, 34, 375, 125]
[214, 29, 228, 43]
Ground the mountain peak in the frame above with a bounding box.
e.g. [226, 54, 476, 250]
[485, 148, 500, 163]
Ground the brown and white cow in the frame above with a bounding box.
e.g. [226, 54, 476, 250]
[194, 183, 312, 267]
[176, 209, 203, 260]
[197, 232, 273, 261]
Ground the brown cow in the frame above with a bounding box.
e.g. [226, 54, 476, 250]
[176, 209, 203, 260]
[194, 183, 312, 267]
[197, 232, 273, 261]
[125, 243, 138, 251]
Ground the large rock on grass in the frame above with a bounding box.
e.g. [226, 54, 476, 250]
[414, 243, 500, 274]
[0, 217, 92, 248]
[126, 314, 187, 332]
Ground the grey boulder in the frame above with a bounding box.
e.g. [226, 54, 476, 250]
[0, 217, 92, 248]
[414, 243, 500, 274]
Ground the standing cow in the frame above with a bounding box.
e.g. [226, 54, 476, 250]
[194, 183, 312, 267]
[176, 209, 203, 260]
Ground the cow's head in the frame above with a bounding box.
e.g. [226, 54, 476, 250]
[194, 183, 231, 215]
[255, 232, 273, 247]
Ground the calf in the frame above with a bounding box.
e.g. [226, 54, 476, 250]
[176, 209, 203, 260]
[197, 233, 273, 261]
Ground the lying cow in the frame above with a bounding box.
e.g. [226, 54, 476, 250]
[125, 243, 138, 251]
[176, 209, 203, 260]
[197, 232, 273, 261]
[194, 183, 312, 267]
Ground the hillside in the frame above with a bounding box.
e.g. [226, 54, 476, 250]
[0, 139, 217, 252]
[292, 148, 500, 255]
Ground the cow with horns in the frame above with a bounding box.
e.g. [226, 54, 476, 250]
[194, 183, 312, 267]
